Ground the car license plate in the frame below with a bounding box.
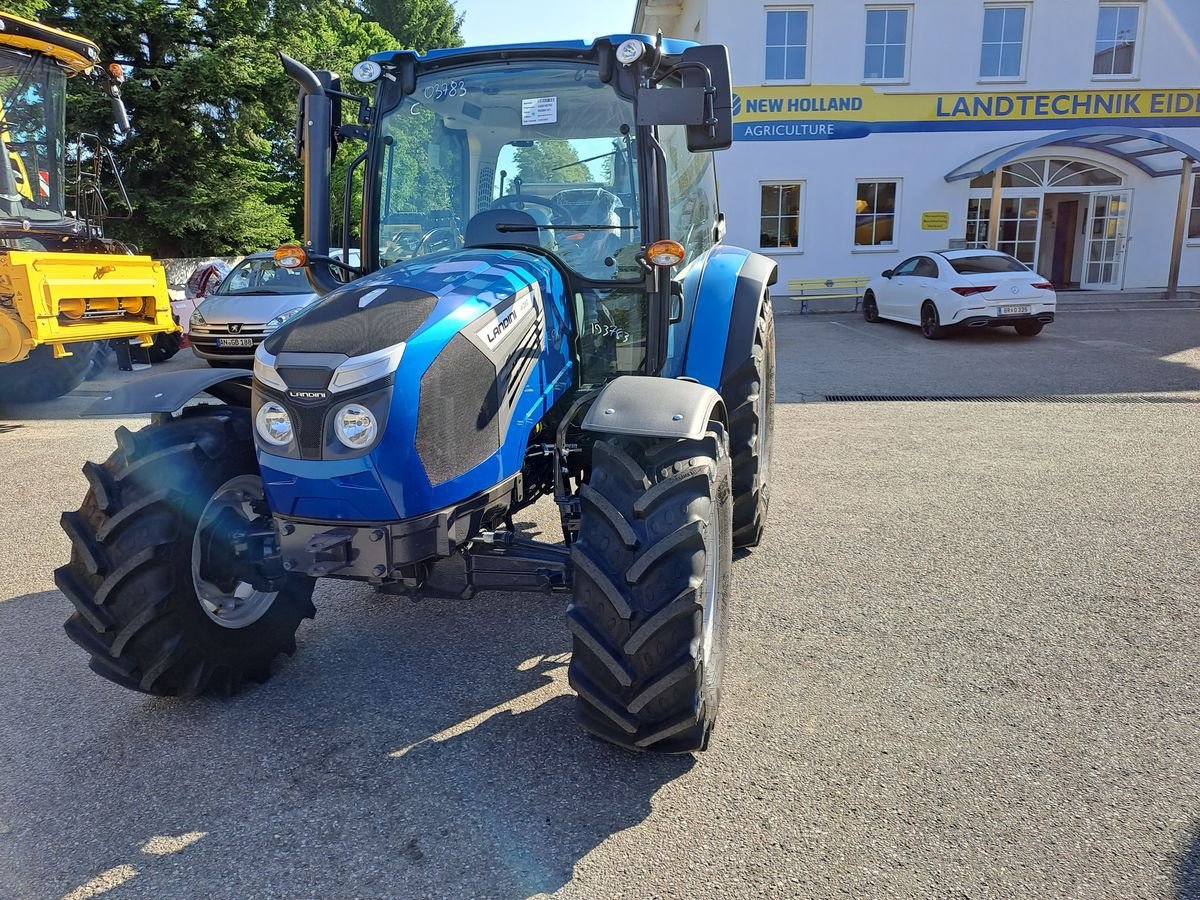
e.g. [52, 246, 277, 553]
[999, 305, 1031, 316]
[216, 337, 254, 348]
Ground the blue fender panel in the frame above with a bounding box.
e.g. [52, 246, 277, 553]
[672, 246, 776, 392]
[82, 369, 251, 417]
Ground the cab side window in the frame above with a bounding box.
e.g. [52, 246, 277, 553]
[657, 124, 720, 264]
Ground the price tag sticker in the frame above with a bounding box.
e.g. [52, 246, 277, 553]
[521, 96, 558, 125]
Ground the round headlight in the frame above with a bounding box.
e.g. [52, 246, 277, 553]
[334, 404, 377, 449]
[256, 401, 293, 447]
[616, 39, 646, 66]
[352, 60, 382, 83]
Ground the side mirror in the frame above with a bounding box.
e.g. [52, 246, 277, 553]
[881, 269, 893, 278]
[110, 93, 130, 135]
[634, 44, 733, 153]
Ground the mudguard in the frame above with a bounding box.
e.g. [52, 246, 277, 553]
[669, 246, 777, 392]
[82, 369, 251, 417]
[582, 375, 725, 441]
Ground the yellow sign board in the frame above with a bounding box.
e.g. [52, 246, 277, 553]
[731, 85, 1200, 141]
[921, 212, 950, 231]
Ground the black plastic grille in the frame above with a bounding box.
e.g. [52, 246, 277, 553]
[417, 334, 501, 486]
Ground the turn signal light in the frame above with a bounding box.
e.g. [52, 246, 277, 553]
[274, 244, 308, 269]
[645, 240, 686, 268]
[950, 285, 995, 297]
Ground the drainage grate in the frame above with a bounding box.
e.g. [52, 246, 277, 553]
[822, 394, 1200, 404]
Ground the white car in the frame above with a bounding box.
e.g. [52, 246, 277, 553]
[863, 249, 1057, 339]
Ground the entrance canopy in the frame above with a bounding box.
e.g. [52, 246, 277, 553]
[945, 125, 1200, 181]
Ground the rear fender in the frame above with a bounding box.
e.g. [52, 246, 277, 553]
[82, 369, 251, 417]
[670, 246, 776, 392]
[582, 375, 726, 441]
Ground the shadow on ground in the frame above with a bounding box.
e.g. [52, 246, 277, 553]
[0, 583, 692, 898]
[1179, 822, 1200, 900]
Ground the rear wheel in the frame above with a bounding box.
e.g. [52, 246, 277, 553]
[863, 292, 880, 323]
[724, 295, 775, 548]
[56, 406, 315, 697]
[1015, 321, 1044, 337]
[920, 301, 946, 340]
[568, 428, 733, 753]
[0, 342, 97, 403]
[148, 331, 183, 363]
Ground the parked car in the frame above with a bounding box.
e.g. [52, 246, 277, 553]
[172, 259, 232, 336]
[863, 249, 1057, 339]
[189, 251, 357, 366]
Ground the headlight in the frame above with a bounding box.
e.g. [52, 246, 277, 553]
[253, 344, 288, 392]
[255, 401, 293, 446]
[190, 308, 206, 326]
[266, 307, 305, 330]
[334, 403, 378, 449]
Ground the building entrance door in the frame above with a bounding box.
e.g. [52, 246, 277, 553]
[1081, 190, 1132, 290]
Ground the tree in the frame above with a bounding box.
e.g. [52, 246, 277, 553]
[37, 0, 460, 257]
[359, 0, 464, 50]
[513, 142, 592, 186]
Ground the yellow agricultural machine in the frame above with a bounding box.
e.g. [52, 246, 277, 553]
[0, 11, 175, 402]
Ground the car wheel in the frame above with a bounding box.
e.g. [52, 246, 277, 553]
[863, 292, 880, 323]
[1015, 322, 1043, 337]
[920, 302, 946, 340]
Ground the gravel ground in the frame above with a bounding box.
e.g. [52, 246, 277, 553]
[0, 310, 1197, 899]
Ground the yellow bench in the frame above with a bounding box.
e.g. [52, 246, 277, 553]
[786, 276, 869, 314]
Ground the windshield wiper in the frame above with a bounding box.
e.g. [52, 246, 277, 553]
[496, 224, 638, 232]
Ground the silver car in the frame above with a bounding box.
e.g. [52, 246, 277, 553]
[189, 251, 357, 366]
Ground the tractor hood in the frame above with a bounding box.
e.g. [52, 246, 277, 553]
[253, 248, 573, 523]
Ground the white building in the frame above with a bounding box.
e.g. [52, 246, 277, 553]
[633, 0, 1200, 292]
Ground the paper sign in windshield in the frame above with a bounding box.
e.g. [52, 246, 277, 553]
[521, 96, 558, 126]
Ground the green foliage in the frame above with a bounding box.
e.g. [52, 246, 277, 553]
[37, 0, 461, 257]
[4, 0, 50, 18]
[358, 0, 464, 50]
[512, 142, 592, 186]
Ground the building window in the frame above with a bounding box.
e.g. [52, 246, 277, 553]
[855, 180, 898, 247]
[765, 8, 810, 81]
[1189, 174, 1200, 243]
[864, 7, 910, 81]
[760, 182, 803, 249]
[964, 197, 1040, 265]
[980, 5, 1027, 79]
[1093, 3, 1140, 77]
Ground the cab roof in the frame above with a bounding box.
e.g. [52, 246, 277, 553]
[369, 34, 698, 65]
[0, 12, 100, 76]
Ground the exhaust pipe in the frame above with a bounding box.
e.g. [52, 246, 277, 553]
[279, 53, 340, 295]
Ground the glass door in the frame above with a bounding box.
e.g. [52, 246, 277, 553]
[1082, 190, 1131, 289]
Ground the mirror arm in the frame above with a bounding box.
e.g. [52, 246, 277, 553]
[652, 61, 717, 137]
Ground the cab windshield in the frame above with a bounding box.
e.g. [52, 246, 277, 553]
[374, 61, 641, 282]
[0, 47, 66, 222]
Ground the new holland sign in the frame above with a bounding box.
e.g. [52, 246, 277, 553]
[732, 85, 1200, 142]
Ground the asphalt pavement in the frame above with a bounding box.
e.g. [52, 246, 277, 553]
[1, 310, 1198, 899]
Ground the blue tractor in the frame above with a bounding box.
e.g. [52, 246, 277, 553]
[57, 35, 776, 753]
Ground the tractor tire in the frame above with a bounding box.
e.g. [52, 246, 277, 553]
[83, 341, 113, 381]
[55, 406, 315, 697]
[0, 342, 97, 404]
[147, 331, 183, 363]
[568, 427, 733, 753]
[724, 295, 775, 547]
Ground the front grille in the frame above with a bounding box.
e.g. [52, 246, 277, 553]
[416, 333, 501, 486]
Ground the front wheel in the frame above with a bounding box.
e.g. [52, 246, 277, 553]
[863, 292, 880, 323]
[0, 343, 97, 403]
[56, 406, 315, 696]
[1015, 321, 1044, 337]
[568, 428, 733, 753]
[725, 295, 775, 547]
[921, 301, 947, 340]
[148, 331, 183, 363]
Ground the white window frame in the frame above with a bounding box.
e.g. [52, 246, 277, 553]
[862, 5, 913, 85]
[978, 2, 1032, 84]
[758, 180, 806, 254]
[1092, 0, 1146, 81]
[1187, 172, 1200, 247]
[852, 177, 902, 252]
[763, 5, 813, 85]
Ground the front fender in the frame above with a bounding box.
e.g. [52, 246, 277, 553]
[582, 375, 725, 441]
[670, 246, 776, 392]
[82, 369, 252, 417]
